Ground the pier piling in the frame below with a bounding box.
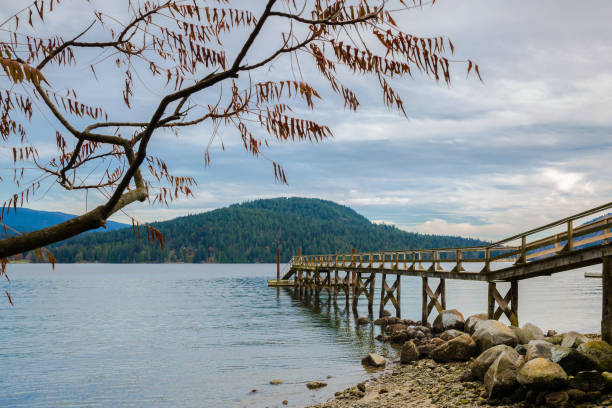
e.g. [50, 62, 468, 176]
[603, 256, 612, 343]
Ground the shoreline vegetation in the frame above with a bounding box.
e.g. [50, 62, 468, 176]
[305, 310, 611, 408]
[27, 198, 487, 263]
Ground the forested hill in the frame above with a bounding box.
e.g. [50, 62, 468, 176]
[46, 197, 488, 263]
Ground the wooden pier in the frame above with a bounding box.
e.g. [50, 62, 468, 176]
[272, 202, 612, 343]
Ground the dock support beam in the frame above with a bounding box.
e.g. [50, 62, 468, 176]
[352, 272, 375, 314]
[422, 277, 446, 324]
[603, 257, 612, 343]
[379, 273, 401, 318]
[488, 280, 519, 327]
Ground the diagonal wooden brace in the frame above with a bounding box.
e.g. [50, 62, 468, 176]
[422, 277, 446, 324]
[488, 281, 519, 327]
[379, 273, 401, 318]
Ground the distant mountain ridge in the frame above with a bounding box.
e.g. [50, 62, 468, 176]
[40, 197, 488, 263]
[3, 208, 129, 235]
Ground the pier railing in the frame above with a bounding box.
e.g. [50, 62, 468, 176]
[289, 201, 612, 276]
[277, 202, 612, 342]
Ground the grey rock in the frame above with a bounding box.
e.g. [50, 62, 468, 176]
[472, 320, 519, 353]
[519, 322, 546, 344]
[306, 381, 327, 390]
[439, 329, 465, 341]
[373, 317, 388, 326]
[417, 337, 446, 358]
[603, 371, 612, 387]
[385, 323, 407, 334]
[567, 388, 587, 402]
[517, 358, 568, 389]
[465, 313, 488, 335]
[484, 350, 523, 399]
[577, 341, 612, 371]
[548, 333, 566, 345]
[545, 391, 569, 406]
[569, 370, 606, 392]
[472, 345, 520, 381]
[551, 345, 600, 375]
[525, 339, 554, 361]
[561, 331, 589, 348]
[361, 353, 386, 367]
[400, 340, 419, 363]
[356, 316, 370, 325]
[431, 333, 477, 363]
[390, 331, 408, 344]
[433, 309, 465, 333]
[515, 344, 527, 355]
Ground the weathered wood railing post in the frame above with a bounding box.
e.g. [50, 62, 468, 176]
[567, 220, 574, 251]
[603, 256, 612, 343]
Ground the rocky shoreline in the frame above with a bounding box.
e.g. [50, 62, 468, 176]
[305, 310, 612, 408]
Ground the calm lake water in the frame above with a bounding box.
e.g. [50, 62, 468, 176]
[0, 263, 604, 407]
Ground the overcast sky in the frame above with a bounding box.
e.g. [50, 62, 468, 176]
[1, 0, 611, 240]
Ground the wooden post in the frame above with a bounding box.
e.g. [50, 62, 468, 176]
[511, 280, 519, 326]
[368, 272, 376, 314]
[603, 256, 612, 343]
[440, 278, 446, 310]
[488, 282, 495, 319]
[379, 272, 387, 318]
[352, 272, 360, 313]
[276, 247, 280, 282]
[422, 277, 428, 324]
[396, 274, 401, 318]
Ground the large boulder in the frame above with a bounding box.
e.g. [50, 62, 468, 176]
[547, 333, 566, 345]
[433, 309, 465, 333]
[431, 333, 477, 363]
[472, 320, 519, 353]
[439, 329, 464, 341]
[373, 317, 388, 326]
[361, 353, 386, 367]
[602, 371, 612, 388]
[561, 331, 589, 348]
[417, 337, 446, 358]
[484, 350, 523, 399]
[517, 358, 568, 389]
[551, 346, 600, 375]
[400, 340, 419, 363]
[518, 323, 545, 344]
[465, 313, 488, 335]
[356, 316, 370, 325]
[472, 345, 520, 381]
[545, 391, 569, 407]
[525, 340, 554, 361]
[390, 331, 408, 344]
[569, 370, 606, 392]
[385, 323, 408, 334]
[577, 341, 612, 372]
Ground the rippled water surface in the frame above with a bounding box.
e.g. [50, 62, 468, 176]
[0, 263, 604, 407]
